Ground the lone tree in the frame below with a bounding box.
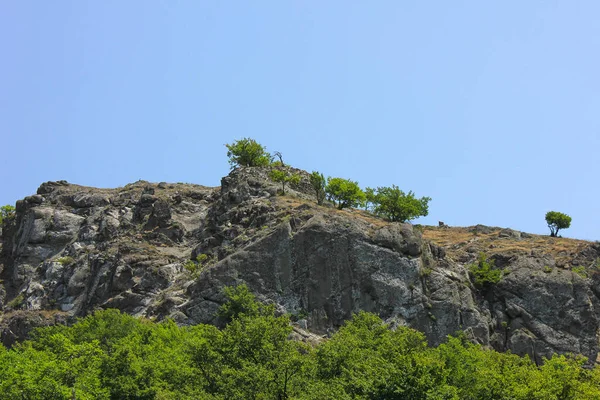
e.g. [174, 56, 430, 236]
[269, 168, 301, 195]
[545, 211, 571, 237]
[225, 138, 271, 168]
[309, 171, 326, 205]
[367, 185, 431, 222]
[325, 177, 366, 210]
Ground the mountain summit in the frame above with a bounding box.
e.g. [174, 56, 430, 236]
[1, 167, 599, 364]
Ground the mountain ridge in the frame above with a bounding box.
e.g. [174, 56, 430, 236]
[1, 167, 599, 365]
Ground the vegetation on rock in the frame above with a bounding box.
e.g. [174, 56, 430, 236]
[545, 211, 572, 237]
[325, 177, 366, 210]
[0, 286, 599, 399]
[0, 204, 15, 225]
[269, 168, 301, 195]
[469, 252, 505, 287]
[225, 138, 271, 168]
[309, 171, 326, 205]
[366, 185, 431, 222]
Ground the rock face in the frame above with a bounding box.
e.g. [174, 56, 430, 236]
[1, 167, 600, 365]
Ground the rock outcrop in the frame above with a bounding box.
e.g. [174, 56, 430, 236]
[1, 167, 599, 365]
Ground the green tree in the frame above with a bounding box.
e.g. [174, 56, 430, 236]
[309, 171, 326, 205]
[368, 185, 431, 222]
[545, 211, 571, 237]
[218, 284, 263, 323]
[225, 138, 271, 168]
[364, 187, 376, 212]
[269, 168, 301, 195]
[325, 178, 366, 210]
[0, 205, 15, 225]
[314, 311, 455, 399]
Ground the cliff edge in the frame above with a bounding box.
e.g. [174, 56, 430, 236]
[1, 167, 599, 364]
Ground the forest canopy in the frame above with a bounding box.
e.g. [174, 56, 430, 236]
[1, 285, 599, 399]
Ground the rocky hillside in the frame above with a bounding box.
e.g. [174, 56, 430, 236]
[1, 167, 599, 365]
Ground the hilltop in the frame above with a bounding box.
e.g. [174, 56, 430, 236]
[1, 166, 599, 365]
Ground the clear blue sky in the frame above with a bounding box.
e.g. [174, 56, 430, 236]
[1, 2, 599, 240]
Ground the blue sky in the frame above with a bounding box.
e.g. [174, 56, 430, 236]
[1, 2, 599, 240]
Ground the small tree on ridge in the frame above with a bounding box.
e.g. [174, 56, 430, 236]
[225, 138, 271, 168]
[545, 211, 571, 237]
[269, 168, 301, 195]
[368, 185, 431, 222]
[325, 178, 366, 210]
[309, 171, 326, 205]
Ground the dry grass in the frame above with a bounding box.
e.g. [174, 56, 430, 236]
[423, 226, 592, 264]
[272, 197, 595, 266]
[275, 196, 390, 228]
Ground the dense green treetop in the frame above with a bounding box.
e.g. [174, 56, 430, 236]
[545, 211, 572, 237]
[1, 286, 599, 399]
[325, 177, 366, 210]
[366, 185, 431, 222]
[225, 138, 271, 168]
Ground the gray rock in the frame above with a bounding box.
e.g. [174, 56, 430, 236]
[499, 228, 521, 239]
[2, 168, 600, 366]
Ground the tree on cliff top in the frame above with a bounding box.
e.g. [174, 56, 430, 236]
[225, 138, 271, 168]
[545, 211, 571, 237]
[325, 178, 366, 210]
[367, 185, 431, 222]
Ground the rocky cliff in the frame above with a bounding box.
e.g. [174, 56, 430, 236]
[1, 167, 599, 365]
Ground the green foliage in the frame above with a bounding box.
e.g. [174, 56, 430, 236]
[225, 137, 271, 168]
[6, 293, 25, 309]
[366, 185, 431, 222]
[314, 311, 455, 399]
[56, 256, 75, 266]
[469, 252, 504, 287]
[2, 287, 600, 399]
[269, 167, 301, 195]
[363, 187, 376, 211]
[572, 266, 588, 278]
[545, 211, 572, 237]
[183, 254, 214, 277]
[183, 260, 200, 276]
[325, 177, 366, 210]
[0, 204, 15, 225]
[309, 171, 326, 205]
[218, 284, 263, 322]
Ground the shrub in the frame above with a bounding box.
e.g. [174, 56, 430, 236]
[269, 168, 300, 195]
[184, 254, 215, 277]
[469, 253, 504, 287]
[183, 260, 199, 275]
[325, 177, 366, 210]
[218, 284, 262, 322]
[56, 256, 75, 266]
[309, 171, 326, 205]
[6, 294, 24, 309]
[572, 266, 587, 278]
[545, 211, 571, 237]
[225, 138, 271, 168]
[366, 185, 431, 222]
[0, 205, 15, 225]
